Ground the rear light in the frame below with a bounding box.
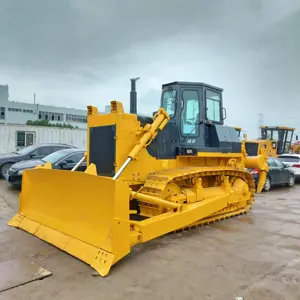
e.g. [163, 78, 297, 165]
[292, 164, 300, 168]
[250, 169, 260, 174]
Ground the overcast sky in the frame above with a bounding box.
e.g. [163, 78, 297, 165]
[0, 0, 300, 138]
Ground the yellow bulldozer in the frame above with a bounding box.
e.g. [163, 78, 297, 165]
[244, 126, 295, 157]
[9, 80, 268, 276]
[291, 142, 300, 154]
[291, 133, 300, 154]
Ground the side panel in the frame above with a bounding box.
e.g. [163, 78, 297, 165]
[245, 142, 259, 156]
[147, 122, 179, 159]
[205, 124, 241, 153]
[89, 125, 116, 176]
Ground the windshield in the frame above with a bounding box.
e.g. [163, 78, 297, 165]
[15, 145, 37, 155]
[42, 150, 70, 164]
[278, 156, 299, 163]
[162, 89, 176, 118]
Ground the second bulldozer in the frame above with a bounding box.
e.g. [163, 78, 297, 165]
[9, 80, 268, 276]
[244, 126, 295, 157]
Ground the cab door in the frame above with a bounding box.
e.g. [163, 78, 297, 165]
[179, 89, 205, 148]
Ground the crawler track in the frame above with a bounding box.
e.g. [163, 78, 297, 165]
[140, 166, 256, 226]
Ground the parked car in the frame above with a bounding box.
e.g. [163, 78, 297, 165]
[278, 154, 300, 178]
[7, 148, 86, 186]
[249, 157, 295, 192]
[0, 143, 76, 179]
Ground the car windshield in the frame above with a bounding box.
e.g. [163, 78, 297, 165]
[42, 150, 71, 164]
[278, 156, 300, 163]
[15, 145, 37, 155]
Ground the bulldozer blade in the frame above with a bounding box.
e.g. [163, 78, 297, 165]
[8, 169, 131, 277]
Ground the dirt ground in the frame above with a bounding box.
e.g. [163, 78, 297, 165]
[0, 180, 300, 300]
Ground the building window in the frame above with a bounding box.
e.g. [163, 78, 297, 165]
[0, 107, 5, 120]
[22, 109, 33, 113]
[39, 111, 64, 122]
[16, 132, 25, 147]
[66, 113, 87, 123]
[8, 107, 30, 112]
[16, 131, 35, 148]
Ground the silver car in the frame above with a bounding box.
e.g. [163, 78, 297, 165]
[278, 154, 300, 178]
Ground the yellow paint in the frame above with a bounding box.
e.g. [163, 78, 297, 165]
[244, 139, 281, 157]
[9, 102, 268, 277]
[291, 144, 300, 154]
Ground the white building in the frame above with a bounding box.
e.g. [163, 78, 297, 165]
[0, 84, 90, 129]
[0, 124, 87, 153]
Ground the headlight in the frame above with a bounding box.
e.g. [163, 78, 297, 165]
[18, 170, 23, 175]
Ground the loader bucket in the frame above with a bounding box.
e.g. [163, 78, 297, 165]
[8, 169, 131, 276]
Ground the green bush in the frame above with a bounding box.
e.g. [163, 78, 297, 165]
[26, 119, 79, 129]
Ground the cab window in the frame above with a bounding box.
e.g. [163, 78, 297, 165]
[206, 90, 221, 122]
[162, 89, 176, 118]
[272, 130, 278, 140]
[181, 90, 199, 137]
[287, 130, 293, 142]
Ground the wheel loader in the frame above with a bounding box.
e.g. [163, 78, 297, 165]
[245, 126, 295, 157]
[9, 80, 268, 276]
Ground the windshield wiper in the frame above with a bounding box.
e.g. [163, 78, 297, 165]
[182, 120, 204, 143]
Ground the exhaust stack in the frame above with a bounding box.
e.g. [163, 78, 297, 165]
[130, 77, 140, 114]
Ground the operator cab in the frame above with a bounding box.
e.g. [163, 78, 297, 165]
[146, 81, 240, 158]
[161, 81, 224, 126]
[261, 126, 295, 155]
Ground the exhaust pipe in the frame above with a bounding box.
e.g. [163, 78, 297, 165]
[130, 77, 140, 114]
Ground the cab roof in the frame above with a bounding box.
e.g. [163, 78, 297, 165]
[162, 81, 223, 92]
[260, 126, 295, 131]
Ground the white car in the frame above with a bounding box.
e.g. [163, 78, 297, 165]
[278, 154, 300, 177]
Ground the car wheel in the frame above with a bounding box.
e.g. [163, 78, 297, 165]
[263, 177, 271, 192]
[286, 175, 295, 187]
[0, 163, 13, 179]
